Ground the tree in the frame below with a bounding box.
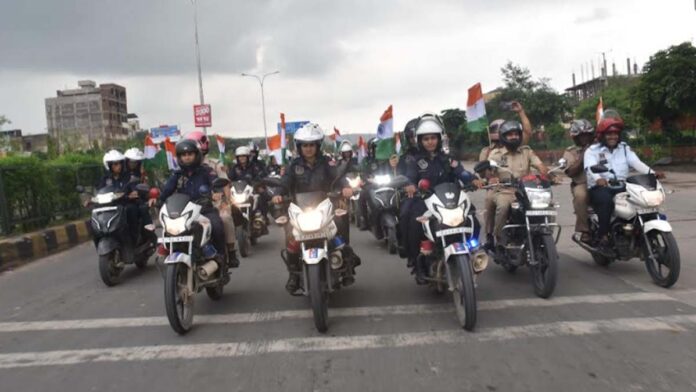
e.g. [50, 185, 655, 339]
[634, 42, 696, 131]
[575, 76, 643, 129]
[0, 115, 10, 129]
[440, 108, 467, 137]
[501, 62, 537, 91]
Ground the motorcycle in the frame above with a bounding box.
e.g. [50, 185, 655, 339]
[230, 179, 267, 257]
[572, 165, 680, 288]
[157, 178, 231, 334]
[264, 172, 360, 333]
[346, 173, 362, 227]
[413, 179, 488, 331]
[367, 174, 406, 254]
[479, 160, 564, 299]
[78, 183, 156, 287]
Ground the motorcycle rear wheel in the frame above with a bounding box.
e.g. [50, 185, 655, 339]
[237, 229, 250, 258]
[307, 263, 329, 333]
[386, 226, 397, 254]
[164, 263, 194, 334]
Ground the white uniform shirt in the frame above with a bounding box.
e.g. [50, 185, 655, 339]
[583, 142, 651, 188]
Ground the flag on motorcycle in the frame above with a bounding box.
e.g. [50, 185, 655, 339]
[267, 134, 283, 166]
[330, 127, 343, 149]
[280, 113, 287, 164]
[357, 136, 367, 163]
[215, 135, 225, 163]
[466, 83, 487, 133]
[596, 96, 604, 123]
[375, 104, 396, 160]
[164, 137, 179, 170]
[143, 135, 159, 159]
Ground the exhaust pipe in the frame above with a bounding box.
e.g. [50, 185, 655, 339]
[198, 260, 219, 280]
[472, 251, 489, 273]
[329, 251, 343, 270]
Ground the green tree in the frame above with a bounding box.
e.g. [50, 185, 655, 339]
[575, 76, 643, 129]
[634, 42, 696, 131]
[0, 115, 10, 129]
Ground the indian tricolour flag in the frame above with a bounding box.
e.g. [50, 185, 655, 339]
[375, 104, 396, 160]
[215, 135, 225, 163]
[143, 135, 159, 159]
[466, 83, 487, 133]
[164, 137, 179, 171]
[357, 136, 367, 163]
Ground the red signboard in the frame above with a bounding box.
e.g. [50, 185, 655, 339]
[193, 104, 212, 128]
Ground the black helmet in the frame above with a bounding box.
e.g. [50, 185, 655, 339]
[175, 139, 202, 169]
[403, 118, 419, 148]
[569, 119, 595, 137]
[499, 120, 523, 150]
[367, 138, 378, 157]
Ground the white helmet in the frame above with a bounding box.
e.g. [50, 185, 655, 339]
[103, 149, 125, 170]
[124, 147, 144, 161]
[415, 112, 445, 137]
[294, 123, 324, 144]
[235, 146, 251, 156]
[339, 140, 353, 153]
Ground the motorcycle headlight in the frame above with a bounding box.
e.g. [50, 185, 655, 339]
[374, 175, 391, 186]
[233, 193, 248, 204]
[438, 206, 465, 227]
[527, 188, 552, 209]
[288, 199, 332, 232]
[162, 212, 191, 235]
[642, 190, 664, 207]
[93, 192, 120, 204]
[347, 176, 361, 189]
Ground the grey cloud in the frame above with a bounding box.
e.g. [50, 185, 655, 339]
[574, 7, 611, 24]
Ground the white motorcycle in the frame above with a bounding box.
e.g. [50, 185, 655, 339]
[230, 180, 262, 257]
[574, 165, 680, 288]
[157, 178, 231, 334]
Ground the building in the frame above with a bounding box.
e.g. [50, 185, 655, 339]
[124, 113, 142, 137]
[0, 129, 49, 153]
[45, 80, 129, 151]
[21, 134, 49, 153]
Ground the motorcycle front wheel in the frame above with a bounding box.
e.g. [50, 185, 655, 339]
[530, 233, 558, 299]
[237, 228, 250, 258]
[307, 263, 329, 333]
[451, 255, 477, 331]
[386, 226, 397, 254]
[643, 231, 680, 288]
[98, 250, 122, 287]
[165, 263, 194, 334]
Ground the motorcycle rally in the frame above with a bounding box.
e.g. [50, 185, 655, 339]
[78, 103, 680, 335]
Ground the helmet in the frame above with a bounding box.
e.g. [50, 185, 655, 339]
[124, 147, 144, 161]
[415, 112, 445, 152]
[103, 150, 125, 170]
[294, 123, 324, 156]
[339, 140, 353, 153]
[249, 141, 260, 152]
[235, 146, 251, 156]
[499, 120, 523, 150]
[596, 109, 624, 135]
[403, 118, 420, 148]
[367, 137, 378, 157]
[489, 119, 505, 133]
[175, 139, 202, 169]
[184, 131, 209, 155]
[569, 119, 595, 137]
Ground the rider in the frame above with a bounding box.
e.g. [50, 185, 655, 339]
[357, 138, 391, 230]
[402, 113, 476, 283]
[267, 155, 282, 176]
[98, 150, 141, 244]
[563, 119, 595, 244]
[396, 118, 421, 175]
[151, 140, 229, 279]
[249, 142, 267, 174]
[185, 131, 239, 268]
[338, 140, 361, 173]
[229, 145, 270, 226]
[484, 120, 548, 248]
[123, 147, 155, 233]
[584, 110, 661, 248]
[271, 123, 357, 294]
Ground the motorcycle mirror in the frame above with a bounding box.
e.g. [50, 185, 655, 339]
[557, 158, 567, 168]
[75, 185, 85, 193]
[590, 164, 609, 174]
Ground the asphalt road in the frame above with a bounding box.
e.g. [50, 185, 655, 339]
[1, 176, 696, 392]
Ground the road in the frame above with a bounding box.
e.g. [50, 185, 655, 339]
[1, 177, 696, 392]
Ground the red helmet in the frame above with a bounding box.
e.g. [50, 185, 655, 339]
[184, 130, 209, 155]
[596, 109, 624, 135]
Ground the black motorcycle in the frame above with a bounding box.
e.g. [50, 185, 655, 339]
[366, 174, 407, 254]
[78, 183, 156, 286]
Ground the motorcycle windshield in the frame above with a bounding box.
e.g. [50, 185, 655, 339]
[165, 193, 191, 217]
[233, 181, 250, 193]
[432, 183, 461, 208]
[295, 191, 326, 210]
[96, 184, 122, 194]
[626, 174, 657, 191]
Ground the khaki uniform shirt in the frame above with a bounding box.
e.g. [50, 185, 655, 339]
[562, 145, 587, 185]
[487, 145, 543, 183]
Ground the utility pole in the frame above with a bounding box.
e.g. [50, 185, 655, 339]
[242, 71, 280, 152]
[191, 0, 207, 134]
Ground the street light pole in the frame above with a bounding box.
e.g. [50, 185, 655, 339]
[242, 71, 279, 151]
[191, 0, 207, 133]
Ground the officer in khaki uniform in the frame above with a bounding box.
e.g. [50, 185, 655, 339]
[562, 119, 595, 242]
[485, 121, 547, 243]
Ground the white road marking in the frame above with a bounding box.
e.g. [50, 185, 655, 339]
[0, 314, 693, 369]
[0, 291, 687, 333]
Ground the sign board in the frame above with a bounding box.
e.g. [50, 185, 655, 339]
[194, 104, 212, 128]
[150, 125, 181, 143]
[277, 120, 309, 135]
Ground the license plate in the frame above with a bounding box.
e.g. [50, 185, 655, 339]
[526, 210, 557, 216]
[436, 227, 472, 237]
[237, 203, 251, 208]
[296, 232, 329, 241]
[637, 208, 659, 214]
[158, 236, 194, 243]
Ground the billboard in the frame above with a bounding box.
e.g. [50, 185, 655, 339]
[277, 120, 310, 135]
[150, 125, 181, 143]
[194, 104, 212, 128]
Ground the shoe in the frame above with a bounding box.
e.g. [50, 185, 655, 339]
[342, 275, 355, 286]
[483, 234, 495, 252]
[228, 247, 240, 268]
[285, 273, 301, 295]
[580, 232, 592, 245]
[407, 257, 415, 268]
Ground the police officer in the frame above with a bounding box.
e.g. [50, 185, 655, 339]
[271, 123, 357, 294]
[396, 118, 420, 175]
[478, 119, 505, 249]
[229, 146, 264, 182]
[563, 119, 595, 244]
[97, 150, 142, 244]
[485, 120, 548, 247]
[267, 155, 282, 176]
[357, 138, 391, 230]
[402, 113, 476, 283]
[249, 142, 268, 175]
[584, 110, 661, 248]
[151, 140, 229, 279]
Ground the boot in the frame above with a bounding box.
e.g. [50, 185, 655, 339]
[228, 245, 240, 268]
[216, 254, 230, 285]
[281, 249, 302, 295]
[483, 234, 495, 252]
[414, 255, 428, 285]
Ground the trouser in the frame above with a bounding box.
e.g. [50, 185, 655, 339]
[124, 203, 140, 243]
[589, 186, 622, 237]
[571, 183, 590, 233]
[401, 198, 428, 261]
[359, 185, 371, 227]
[255, 190, 270, 219]
[492, 191, 516, 241]
[219, 207, 236, 246]
[483, 189, 495, 239]
[202, 208, 226, 257]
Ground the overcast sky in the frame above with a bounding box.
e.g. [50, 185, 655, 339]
[1, 0, 695, 137]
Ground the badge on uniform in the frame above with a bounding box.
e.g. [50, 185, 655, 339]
[417, 159, 428, 170]
[295, 166, 305, 175]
